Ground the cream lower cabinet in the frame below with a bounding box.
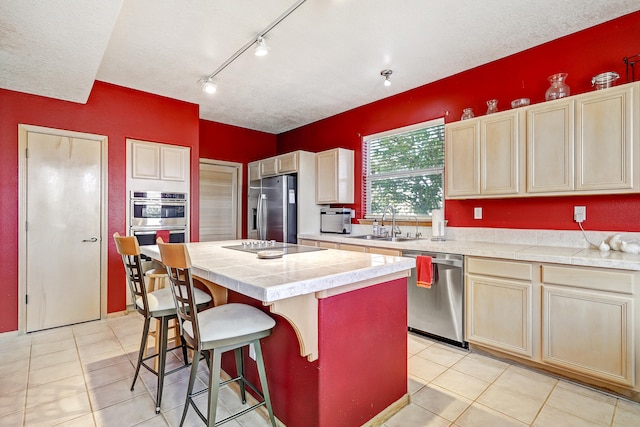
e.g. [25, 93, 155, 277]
[465, 257, 537, 358]
[541, 265, 636, 387]
[466, 257, 639, 392]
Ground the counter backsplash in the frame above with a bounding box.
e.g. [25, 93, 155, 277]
[348, 224, 640, 250]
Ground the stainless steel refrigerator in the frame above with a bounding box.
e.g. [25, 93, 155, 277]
[248, 175, 297, 243]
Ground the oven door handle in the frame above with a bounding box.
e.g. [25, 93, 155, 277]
[131, 229, 182, 235]
[403, 253, 463, 268]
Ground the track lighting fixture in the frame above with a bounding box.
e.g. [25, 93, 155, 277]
[381, 69, 392, 87]
[254, 36, 270, 57]
[197, 0, 308, 94]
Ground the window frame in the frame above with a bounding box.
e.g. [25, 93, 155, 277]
[362, 117, 445, 220]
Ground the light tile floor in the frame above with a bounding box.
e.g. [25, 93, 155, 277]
[1, 314, 639, 426]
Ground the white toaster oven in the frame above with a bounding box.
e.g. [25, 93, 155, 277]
[320, 208, 352, 234]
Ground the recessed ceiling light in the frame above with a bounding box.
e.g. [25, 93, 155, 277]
[381, 69, 393, 87]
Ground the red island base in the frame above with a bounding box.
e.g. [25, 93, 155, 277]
[224, 277, 408, 427]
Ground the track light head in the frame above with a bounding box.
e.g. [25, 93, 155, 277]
[199, 77, 217, 94]
[254, 36, 270, 57]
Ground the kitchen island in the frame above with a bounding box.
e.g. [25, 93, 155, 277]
[141, 240, 415, 427]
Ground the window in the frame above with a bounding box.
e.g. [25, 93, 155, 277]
[363, 118, 445, 218]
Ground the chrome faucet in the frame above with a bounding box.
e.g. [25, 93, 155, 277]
[411, 215, 421, 239]
[381, 205, 401, 239]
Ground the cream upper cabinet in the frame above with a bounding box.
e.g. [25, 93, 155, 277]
[541, 264, 637, 387]
[248, 161, 261, 182]
[315, 148, 354, 204]
[575, 84, 638, 193]
[260, 157, 278, 177]
[448, 82, 640, 199]
[126, 139, 190, 195]
[277, 151, 298, 174]
[131, 141, 161, 179]
[445, 120, 480, 197]
[130, 139, 189, 183]
[446, 110, 524, 199]
[465, 257, 537, 358]
[527, 99, 575, 193]
[160, 145, 187, 181]
[481, 111, 525, 196]
[259, 151, 300, 177]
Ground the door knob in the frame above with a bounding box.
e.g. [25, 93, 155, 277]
[82, 237, 98, 242]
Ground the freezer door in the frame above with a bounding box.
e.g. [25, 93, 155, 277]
[262, 176, 284, 241]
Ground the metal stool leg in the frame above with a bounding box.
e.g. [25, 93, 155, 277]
[155, 316, 169, 414]
[131, 317, 151, 391]
[234, 347, 246, 404]
[254, 340, 277, 427]
[180, 348, 201, 427]
[207, 349, 223, 426]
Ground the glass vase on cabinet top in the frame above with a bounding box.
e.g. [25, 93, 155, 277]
[486, 99, 498, 114]
[545, 73, 570, 101]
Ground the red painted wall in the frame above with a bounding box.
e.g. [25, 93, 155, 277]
[199, 120, 277, 237]
[0, 82, 200, 333]
[277, 10, 640, 232]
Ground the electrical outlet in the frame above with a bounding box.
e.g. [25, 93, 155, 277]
[474, 207, 483, 220]
[574, 206, 586, 223]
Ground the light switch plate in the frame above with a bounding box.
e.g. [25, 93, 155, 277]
[474, 207, 483, 220]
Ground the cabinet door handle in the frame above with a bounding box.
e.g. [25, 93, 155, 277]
[82, 237, 98, 242]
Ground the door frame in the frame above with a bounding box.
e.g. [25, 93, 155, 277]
[199, 158, 243, 239]
[17, 124, 109, 334]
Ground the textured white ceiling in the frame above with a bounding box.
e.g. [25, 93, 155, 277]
[2, 0, 639, 134]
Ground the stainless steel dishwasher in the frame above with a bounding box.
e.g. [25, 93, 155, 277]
[403, 251, 466, 348]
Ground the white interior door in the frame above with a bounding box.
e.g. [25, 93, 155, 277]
[199, 162, 239, 241]
[25, 132, 102, 332]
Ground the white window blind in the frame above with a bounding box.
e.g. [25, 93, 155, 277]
[363, 118, 445, 218]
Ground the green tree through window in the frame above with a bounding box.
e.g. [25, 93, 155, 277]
[363, 119, 445, 217]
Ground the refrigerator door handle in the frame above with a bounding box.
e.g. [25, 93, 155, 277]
[257, 193, 266, 240]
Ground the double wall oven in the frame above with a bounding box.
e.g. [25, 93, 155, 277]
[129, 191, 188, 245]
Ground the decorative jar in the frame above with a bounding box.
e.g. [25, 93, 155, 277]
[545, 73, 570, 101]
[461, 108, 474, 120]
[591, 72, 619, 90]
[486, 99, 498, 114]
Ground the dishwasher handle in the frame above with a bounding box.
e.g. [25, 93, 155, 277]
[403, 253, 463, 268]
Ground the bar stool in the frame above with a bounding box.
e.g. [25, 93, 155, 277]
[113, 232, 212, 414]
[157, 241, 277, 427]
[145, 268, 181, 368]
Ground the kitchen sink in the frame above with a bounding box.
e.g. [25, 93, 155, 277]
[349, 234, 385, 240]
[378, 236, 418, 242]
[349, 235, 418, 242]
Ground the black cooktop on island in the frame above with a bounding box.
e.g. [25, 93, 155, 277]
[223, 241, 327, 255]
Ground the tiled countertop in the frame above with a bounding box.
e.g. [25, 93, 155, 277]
[299, 232, 640, 271]
[141, 240, 415, 303]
